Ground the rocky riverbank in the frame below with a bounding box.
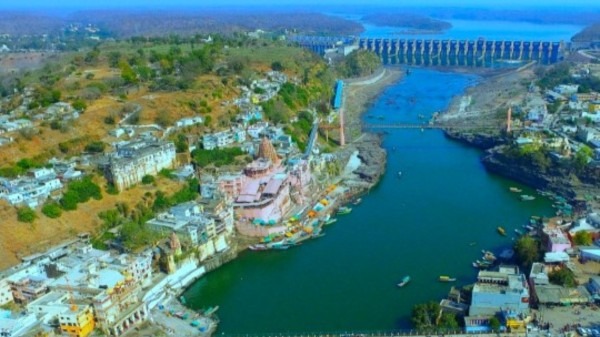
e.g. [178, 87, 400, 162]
[337, 67, 403, 190]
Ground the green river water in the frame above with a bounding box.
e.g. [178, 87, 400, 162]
[183, 68, 556, 334]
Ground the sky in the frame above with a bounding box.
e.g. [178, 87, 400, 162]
[1, 0, 599, 9]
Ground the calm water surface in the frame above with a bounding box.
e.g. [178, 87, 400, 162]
[183, 69, 554, 334]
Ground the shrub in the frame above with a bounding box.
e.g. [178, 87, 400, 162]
[42, 203, 62, 218]
[17, 207, 37, 223]
[141, 175, 155, 185]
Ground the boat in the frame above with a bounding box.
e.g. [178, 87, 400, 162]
[509, 187, 523, 193]
[514, 229, 523, 235]
[397, 276, 411, 287]
[520, 195, 536, 201]
[353, 198, 362, 206]
[439, 276, 456, 282]
[324, 218, 337, 225]
[312, 233, 326, 239]
[271, 245, 290, 250]
[203, 306, 219, 316]
[398, 171, 402, 178]
[248, 244, 268, 251]
[482, 252, 496, 262]
[337, 206, 352, 215]
[469, 242, 477, 246]
[497, 227, 506, 236]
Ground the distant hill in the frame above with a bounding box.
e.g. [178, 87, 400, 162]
[0, 10, 364, 38]
[361, 13, 451, 32]
[571, 23, 600, 42]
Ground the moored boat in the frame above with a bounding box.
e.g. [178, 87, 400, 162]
[203, 306, 219, 316]
[439, 275, 456, 282]
[249, 244, 268, 251]
[520, 195, 535, 201]
[497, 227, 506, 236]
[324, 218, 338, 225]
[397, 276, 411, 287]
[353, 198, 362, 205]
[514, 229, 523, 235]
[509, 187, 523, 193]
[337, 206, 352, 215]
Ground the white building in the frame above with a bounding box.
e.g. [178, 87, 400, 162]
[101, 139, 176, 191]
[175, 116, 203, 128]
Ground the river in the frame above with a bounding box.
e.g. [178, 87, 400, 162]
[183, 67, 558, 334]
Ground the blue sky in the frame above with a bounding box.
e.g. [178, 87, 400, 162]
[2, 0, 599, 9]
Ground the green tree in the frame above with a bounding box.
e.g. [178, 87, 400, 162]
[271, 61, 284, 71]
[438, 312, 459, 331]
[489, 316, 501, 332]
[573, 145, 593, 171]
[72, 99, 87, 112]
[120, 60, 138, 85]
[17, 207, 37, 223]
[41, 203, 62, 218]
[514, 236, 540, 269]
[572, 231, 593, 246]
[84, 141, 106, 153]
[411, 301, 440, 331]
[549, 268, 577, 287]
[141, 175, 155, 185]
[60, 190, 79, 210]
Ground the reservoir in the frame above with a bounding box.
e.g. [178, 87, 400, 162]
[183, 68, 555, 334]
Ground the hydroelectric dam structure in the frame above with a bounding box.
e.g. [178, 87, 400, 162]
[291, 35, 564, 66]
[358, 38, 562, 66]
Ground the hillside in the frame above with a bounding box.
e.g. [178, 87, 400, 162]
[0, 36, 337, 269]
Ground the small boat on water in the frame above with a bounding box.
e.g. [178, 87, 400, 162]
[324, 218, 338, 225]
[203, 306, 219, 316]
[514, 229, 523, 235]
[353, 198, 362, 206]
[521, 195, 536, 201]
[497, 227, 506, 236]
[398, 171, 402, 178]
[483, 252, 496, 262]
[312, 233, 326, 239]
[337, 206, 352, 215]
[509, 187, 523, 193]
[397, 276, 411, 287]
[270, 243, 290, 250]
[249, 244, 268, 251]
[439, 276, 456, 282]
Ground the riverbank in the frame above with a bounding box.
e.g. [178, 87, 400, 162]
[438, 65, 600, 211]
[343, 67, 404, 144]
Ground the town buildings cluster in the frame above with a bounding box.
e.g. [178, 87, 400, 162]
[441, 212, 600, 333]
[510, 66, 600, 164]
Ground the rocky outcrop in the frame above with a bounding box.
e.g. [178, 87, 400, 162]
[352, 134, 387, 184]
[481, 146, 582, 202]
[444, 130, 506, 150]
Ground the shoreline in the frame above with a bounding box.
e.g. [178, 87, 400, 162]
[343, 67, 404, 144]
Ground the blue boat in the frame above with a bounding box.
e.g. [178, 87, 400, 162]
[397, 276, 411, 287]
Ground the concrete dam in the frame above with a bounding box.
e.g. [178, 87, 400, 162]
[358, 38, 562, 66]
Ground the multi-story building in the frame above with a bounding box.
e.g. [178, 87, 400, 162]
[92, 279, 148, 336]
[101, 139, 176, 191]
[542, 228, 571, 252]
[58, 302, 95, 337]
[465, 266, 530, 332]
[0, 168, 63, 208]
